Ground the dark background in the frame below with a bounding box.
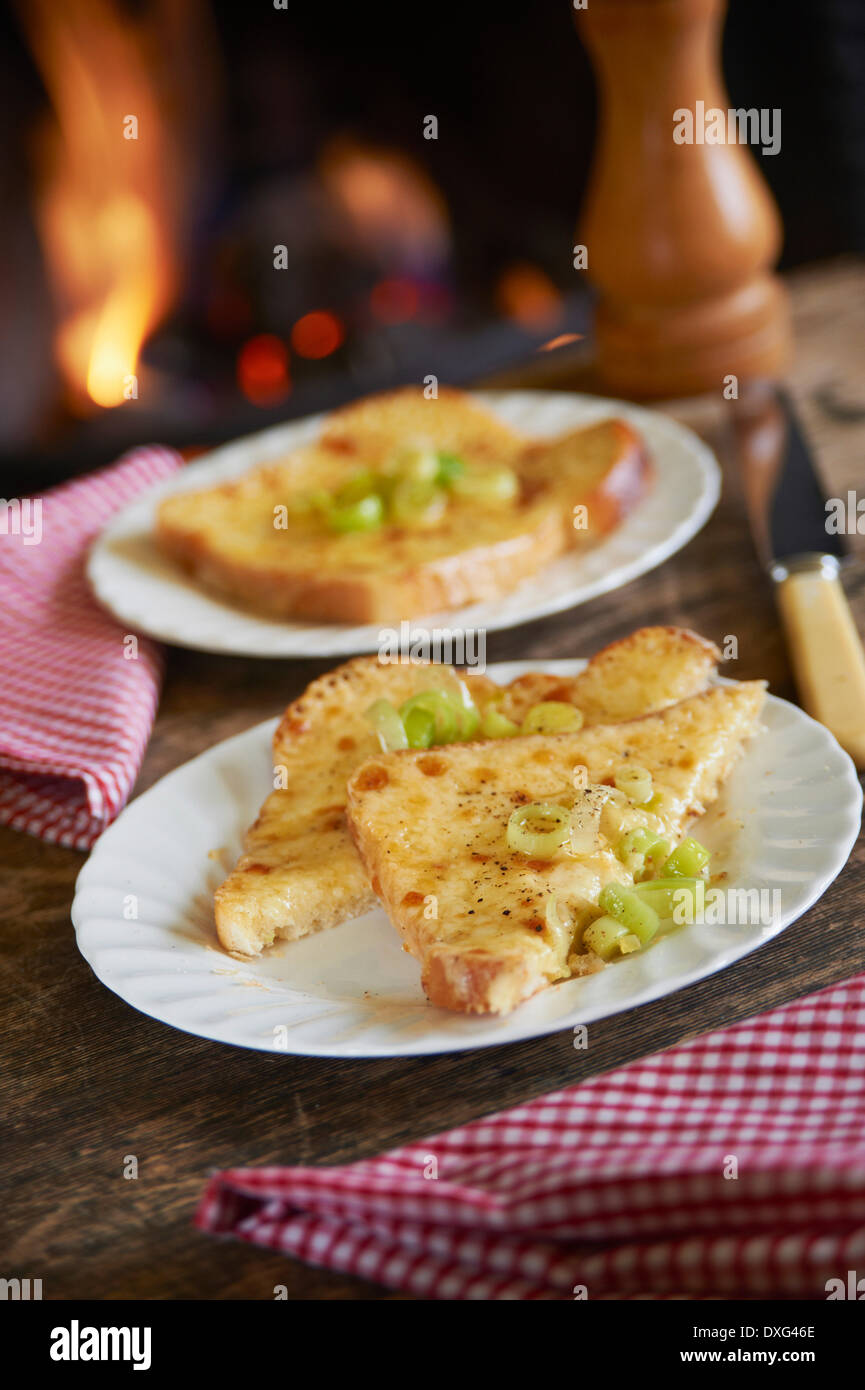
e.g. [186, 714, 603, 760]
[0, 0, 863, 479]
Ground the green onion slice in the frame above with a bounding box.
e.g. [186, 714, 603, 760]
[333, 471, 383, 506]
[435, 451, 466, 485]
[506, 802, 570, 857]
[613, 764, 654, 806]
[633, 876, 701, 921]
[390, 478, 447, 527]
[661, 837, 711, 879]
[598, 882, 660, 944]
[616, 826, 671, 874]
[451, 466, 519, 504]
[328, 492, 384, 532]
[399, 690, 459, 744]
[480, 706, 520, 738]
[395, 446, 439, 482]
[403, 705, 436, 748]
[364, 698, 409, 751]
[583, 915, 630, 960]
[521, 701, 584, 735]
[617, 826, 666, 859]
[285, 488, 332, 518]
[452, 679, 481, 739]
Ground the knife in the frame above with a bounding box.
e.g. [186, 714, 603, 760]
[730, 381, 865, 769]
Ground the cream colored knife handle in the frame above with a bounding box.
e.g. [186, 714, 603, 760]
[773, 554, 865, 768]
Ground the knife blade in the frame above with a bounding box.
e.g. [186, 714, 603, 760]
[730, 381, 865, 768]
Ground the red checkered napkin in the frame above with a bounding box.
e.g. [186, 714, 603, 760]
[0, 447, 182, 849]
[197, 975, 865, 1299]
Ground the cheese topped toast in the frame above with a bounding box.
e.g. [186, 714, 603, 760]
[215, 627, 721, 957]
[495, 625, 720, 725]
[214, 658, 496, 956]
[157, 386, 651, 624]
[345, 681, 765, 1015]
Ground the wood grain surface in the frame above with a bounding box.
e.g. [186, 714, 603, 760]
[2, 261, 863, 1300]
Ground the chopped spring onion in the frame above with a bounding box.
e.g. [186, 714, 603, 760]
[403, 706, 436, 748]
[506, 802, 570, 857]
[521, 701, 585, 735]
[617, 826, 666, 860]
[285, 488, 331, 518]
[457, 704, 480, 740]
[450, 679, 481, 740]
[390, 477, 447, 527]
[480, 706, 520, 738]
[395, 446, 439, 482]
[328, 492, 384, 533]
[633, 876, 701, 923]
[661, 837, 711, 879]
[451, 466, 519, 504]
[435, 451, 466, 485]
[583, 914, 630, 960]
[333, 470, 383, 506]
[598, 882, 660, 945]
[618, 933, 642, 955]
[365, 698, 409, 751]
[613, 764, 654, 806]
[616, 826, 671, 876]
[399, 690, 459, 744]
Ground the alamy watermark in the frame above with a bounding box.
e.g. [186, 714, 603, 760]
[1, 1276, 42, 1299]
[0, 497, 42, 545]
[826, 491, 865, 534]
[672, 883, 781, 927]
[50, 1322, 151, 1370]
[673, 101, 781, 157]
[378, 621, 486, 671]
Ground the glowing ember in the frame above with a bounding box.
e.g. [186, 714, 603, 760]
[237, 335, 291, 406]
[318, 138, 450, 273]
[369, 278, 420, 324]
[538, 333, 584, 352]
[496, 264, 563, 331]
[291, 311, 345, 360]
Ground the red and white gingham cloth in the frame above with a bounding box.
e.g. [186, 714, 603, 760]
[197, 974, 865, 1299]
[0, 447, 182, 849]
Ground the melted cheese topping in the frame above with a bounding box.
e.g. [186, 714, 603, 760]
[347, 680, 765, 1012]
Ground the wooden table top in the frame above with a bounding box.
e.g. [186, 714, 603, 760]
[3, 259, 864, 1301]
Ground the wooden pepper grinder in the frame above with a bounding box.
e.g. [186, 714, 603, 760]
[576, 0, 791, 398]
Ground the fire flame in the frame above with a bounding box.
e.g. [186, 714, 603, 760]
[20, 0, 182, 408]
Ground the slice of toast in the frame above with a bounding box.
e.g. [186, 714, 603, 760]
[214, 627, 721, 957]
[157, 386, 650, 623]
[214, 658, 496, 956]
[496, 626, 719, 725]
[346, 681, 766, 1015]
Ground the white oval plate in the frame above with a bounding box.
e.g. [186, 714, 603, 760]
[87, 392, 720, 658]
[72, 661, 861, 1058]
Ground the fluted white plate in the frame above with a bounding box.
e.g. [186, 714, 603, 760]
[72, 661, 861, 1058]
[87, 391, 720, 657]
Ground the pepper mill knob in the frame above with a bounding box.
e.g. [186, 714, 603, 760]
[576, 0, 791, 398]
